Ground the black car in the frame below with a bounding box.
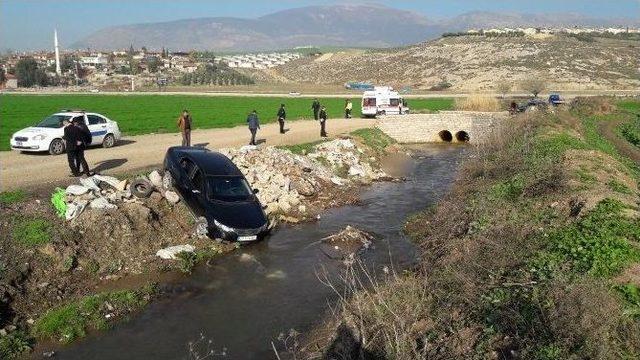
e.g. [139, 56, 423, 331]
[163, 146, 269, 242]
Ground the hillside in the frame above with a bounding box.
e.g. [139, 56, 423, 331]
[72, 5, 639, 51]
[269, 35, 640, 91]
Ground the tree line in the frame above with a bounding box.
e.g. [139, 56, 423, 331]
[179, 63, 254, 86]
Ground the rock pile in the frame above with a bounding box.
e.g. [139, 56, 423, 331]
[220, 139, 387, 218]
[61, 171, 179, 221]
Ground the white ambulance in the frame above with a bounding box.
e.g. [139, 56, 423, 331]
[361, 86, 409, 117]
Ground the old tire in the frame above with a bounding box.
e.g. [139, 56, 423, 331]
[130, 178, 153, 198]
[49, 138, 65, 155]
[103, 134, 116, 148]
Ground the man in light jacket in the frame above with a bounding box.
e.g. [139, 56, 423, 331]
[177, 109, 192, 146]
[247, 110, 260, 145]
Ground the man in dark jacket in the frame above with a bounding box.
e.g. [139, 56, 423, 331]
[64, 117, 92, 176]
[311, 98, 321, 120]
[247, 110, 260, 145]
[277, 103, 286, 134]
[319, 105, 328, 137]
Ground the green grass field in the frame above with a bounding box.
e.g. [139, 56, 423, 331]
[0, 94, 454, 151]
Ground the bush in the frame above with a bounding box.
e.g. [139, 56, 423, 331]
[177, 251, 197, 274]
[455, 94, 501, 111]
[11, 217, 52, 247]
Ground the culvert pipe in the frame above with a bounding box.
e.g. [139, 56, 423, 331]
[439, 130, 453, 142]
[455, 131, 470, 142]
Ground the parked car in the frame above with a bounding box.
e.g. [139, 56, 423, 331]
[10, 110, 121, 155]
[548, 94, 565, 106]
[163, 146, 269, 242]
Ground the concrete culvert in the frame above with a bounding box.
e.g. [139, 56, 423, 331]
[439, 130, 453, 142]
[455, 131, 470, 142]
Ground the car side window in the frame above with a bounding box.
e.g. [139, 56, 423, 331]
[191, 168, 204, 192]
[180, 158, 194, 174]
[71, 115, 85, 125]
[87, 115, 106, 125]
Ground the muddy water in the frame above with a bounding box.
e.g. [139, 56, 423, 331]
[56, 145, 465, 360]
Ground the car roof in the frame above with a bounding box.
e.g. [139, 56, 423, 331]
[54, 112, 106, 117]
[170, 147, 243, 176]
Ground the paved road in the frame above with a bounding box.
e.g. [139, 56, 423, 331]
[0, 118, 374, 191]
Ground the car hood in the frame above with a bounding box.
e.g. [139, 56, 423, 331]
[205, 199, 267, 230]
[13, 127, 62, 137]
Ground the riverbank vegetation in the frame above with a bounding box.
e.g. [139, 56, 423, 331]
[317, 98, 640, 359]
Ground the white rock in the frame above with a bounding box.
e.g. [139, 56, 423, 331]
[348, 165, 366, 177]
[65, 184, 90, 196]
[94, 174, 121, 188]
[331, 177, 345, 186]
[155, 245, 195, 260]
[65, 200, 87, 220]
[148, 170, 163, 188]
[80, 177, 101, 191]
[240, 145, 258, 152]
[89, 197, 117, 210]
[164, 190, 180, 204]
[115, 179, 128, 192]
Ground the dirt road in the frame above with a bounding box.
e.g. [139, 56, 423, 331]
[0, 118, 374, 191]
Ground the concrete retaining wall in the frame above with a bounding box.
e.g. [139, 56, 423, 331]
[376, 111, 509, 143]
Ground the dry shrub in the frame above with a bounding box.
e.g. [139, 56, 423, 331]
[546, 279, 640, 359]
[455, 94, 502, 112]
[571, 96, 616, 115]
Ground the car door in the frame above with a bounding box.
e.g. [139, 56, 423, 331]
[186, 166, 207, 216]
[86, 114, 108, 144]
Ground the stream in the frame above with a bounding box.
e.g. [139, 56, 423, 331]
[55, 145, 466, 359]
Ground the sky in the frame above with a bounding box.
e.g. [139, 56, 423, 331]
[1, 0, 639, 51]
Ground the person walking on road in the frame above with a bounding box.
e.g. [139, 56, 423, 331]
[177, 109, 192, 146]
[311, 98, 321, 120]
[277, 103, 286, 134]
[247, 110, 260, 145]
[345, 99, 353, 119]
[64, 117, 93, 177]
[319, 105, 328, 138]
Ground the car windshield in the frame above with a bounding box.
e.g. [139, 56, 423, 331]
[36, 115, 72, 128]
[207, 176, 253, 202]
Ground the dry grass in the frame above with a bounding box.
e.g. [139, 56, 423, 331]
[455, 94, 502, 112]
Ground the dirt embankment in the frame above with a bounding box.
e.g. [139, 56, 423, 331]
[0, 131, 403, 357]
[299, 102, 640, 359]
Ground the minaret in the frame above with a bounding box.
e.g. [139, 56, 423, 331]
[54, 29, 61, 76]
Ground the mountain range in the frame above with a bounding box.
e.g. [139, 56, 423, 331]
[72, 4, 640, 51]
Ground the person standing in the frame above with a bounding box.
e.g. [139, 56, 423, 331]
[64, 117, 92, 176]
[247, 110, 260, 145]
[311, 98, 321, 120]
[319, 105, 328, 138]
[277, 103, 286, 134]
[344, 99, 353, 119]
[177, 109, 192, 146]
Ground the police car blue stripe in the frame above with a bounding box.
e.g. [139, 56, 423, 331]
[91, 130, 108, 136]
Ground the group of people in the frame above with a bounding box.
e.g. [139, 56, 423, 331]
[63, 117, 94, 177]
[177, 97, 354, 147]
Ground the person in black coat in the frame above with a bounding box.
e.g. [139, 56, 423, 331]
[277, 103, 286, 134]
[319, 105, 328, 137]
[311, 98, 321, 120]
[63, 117, 92, 176]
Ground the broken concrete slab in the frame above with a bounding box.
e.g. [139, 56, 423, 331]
[155, 245, 195, 260]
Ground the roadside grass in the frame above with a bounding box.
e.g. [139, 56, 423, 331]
[0, 189, 27, 205]
[454, 94, 502, 112]
[0, 94, 453, 151]
[11, 217, 52, 247]
[277, 139, 327, 155]
[32, 285, 156, 343]
[0, 331, 32, 359]
[350, 127, 396, 154]
[326, 102, 640, 358]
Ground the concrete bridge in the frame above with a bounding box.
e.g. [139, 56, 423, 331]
[376, 111, 509, 144]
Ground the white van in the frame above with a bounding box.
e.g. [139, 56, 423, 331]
[361, 86, 409, 117]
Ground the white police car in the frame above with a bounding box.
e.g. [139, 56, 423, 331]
[10, 110, 122, 155]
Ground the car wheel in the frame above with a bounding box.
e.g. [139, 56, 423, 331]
[130, 178, 153, 198]
[103, 134, 115, 148]
[49, 139, 65, 155]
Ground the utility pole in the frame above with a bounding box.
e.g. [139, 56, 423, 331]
[54, 29, 61, 76]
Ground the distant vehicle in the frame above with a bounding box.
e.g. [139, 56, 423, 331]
[163, 147, 269, 242]
[345, 82, 375, 91]
[89, 89, 100, 93]
[10, 111, 121, 155]
[361, 86, 409, 117]
[548, 94, 565, 106]
[288, 91, 301, 96]
[514, 98, 548, 113]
